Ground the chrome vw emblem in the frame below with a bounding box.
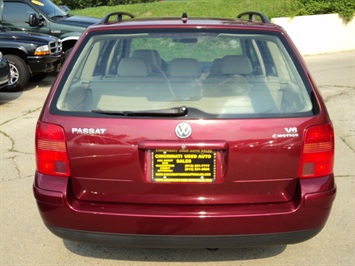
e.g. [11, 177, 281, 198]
[175, 123, 192, 139]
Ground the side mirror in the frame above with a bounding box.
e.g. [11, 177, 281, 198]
[29, 13, 38, 26]
[29, 13, 44, 27]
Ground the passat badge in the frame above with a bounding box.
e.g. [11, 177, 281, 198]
[175, 123, 192, 139]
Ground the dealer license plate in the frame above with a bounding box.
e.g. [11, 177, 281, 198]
[152, 149, 216, 182]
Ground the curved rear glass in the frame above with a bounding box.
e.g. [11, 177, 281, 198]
[54, 29, 315, 118]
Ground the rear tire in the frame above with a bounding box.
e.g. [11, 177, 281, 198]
[3, 55, 30, 92]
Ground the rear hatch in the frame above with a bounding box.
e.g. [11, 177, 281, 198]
[64, 117, 306, 205]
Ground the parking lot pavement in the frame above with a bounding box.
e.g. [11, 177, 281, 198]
[304, 51, 355, 153]
[0, 51, 354, 265]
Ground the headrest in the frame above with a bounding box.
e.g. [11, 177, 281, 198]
[220, 55, 253, 75]
[167, 58, 201, 78]
[210, 58, 223, 76]
[132, 49, 162, 68]
[117, 58, 151, 77]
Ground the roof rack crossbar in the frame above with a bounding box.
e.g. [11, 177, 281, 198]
[100, 12, 135, 24]
[236, 11, 270, 23]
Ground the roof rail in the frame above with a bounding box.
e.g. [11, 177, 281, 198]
[100, 12, 135, 24]
[236, 11, 270, 23]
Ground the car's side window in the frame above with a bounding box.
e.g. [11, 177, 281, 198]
[266, 41, 292, 80]
[256, 40, 278, 77]
[92, 40, 124, 77]
[3, 2, 38, 22]
[243, 39, 263, 75]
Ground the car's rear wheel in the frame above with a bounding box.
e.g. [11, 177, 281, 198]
[3, 55, 29, 92]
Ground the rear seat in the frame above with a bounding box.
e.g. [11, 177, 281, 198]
[87, 55, 280, 114]
[116, 57, 151, 77]
[90, 57, 174, 108]
[167, 58, 202, 100]
[220, 55, 253, 76]
[90, 58, 149, 107]
[204, 55, 278, 113]
[132, 49, 166, 75]
[209, 58, 223, 77]
[204, 55, 252, 96]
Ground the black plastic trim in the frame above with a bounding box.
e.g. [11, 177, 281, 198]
[100, 12, 135, 24]
[48, 226, 322, 248]
[237, 11, 270, 23]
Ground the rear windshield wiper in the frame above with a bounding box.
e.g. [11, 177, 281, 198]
[91, 106, 188, 117]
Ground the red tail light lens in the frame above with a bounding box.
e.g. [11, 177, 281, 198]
[300, 123, 334, 178]
[35, 121, 70, 177]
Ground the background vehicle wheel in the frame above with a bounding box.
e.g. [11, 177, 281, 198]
[3, 55, 30, 92]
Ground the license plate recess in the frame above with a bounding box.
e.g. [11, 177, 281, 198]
[152, 149, 216, 183]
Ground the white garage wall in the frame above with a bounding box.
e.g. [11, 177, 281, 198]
[272, 14, 355, 55]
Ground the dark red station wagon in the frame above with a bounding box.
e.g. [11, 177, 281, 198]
[34, 11, 336, 248]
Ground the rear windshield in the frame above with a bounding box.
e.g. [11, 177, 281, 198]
[54, 29, 315, 118]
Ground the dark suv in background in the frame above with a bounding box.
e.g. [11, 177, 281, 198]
[0, 31, 63, 91]
[34, 11, 336, 248]
[0, 0, 99, 57]
[0, 0, 98, 91]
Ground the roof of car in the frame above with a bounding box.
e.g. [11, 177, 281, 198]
[87, 11, 283, 32]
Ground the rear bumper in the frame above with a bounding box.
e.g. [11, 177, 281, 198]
[33, 173, 336, 247]
[47, 226, 322, 248]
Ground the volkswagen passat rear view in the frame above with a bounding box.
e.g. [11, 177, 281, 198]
[34, 11, 336, 248]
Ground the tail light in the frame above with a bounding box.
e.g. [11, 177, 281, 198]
[299, 123, 334, 178]
[35, 121, 70, 177]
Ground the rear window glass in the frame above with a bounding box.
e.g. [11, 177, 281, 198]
[54, 30, 314, 118]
